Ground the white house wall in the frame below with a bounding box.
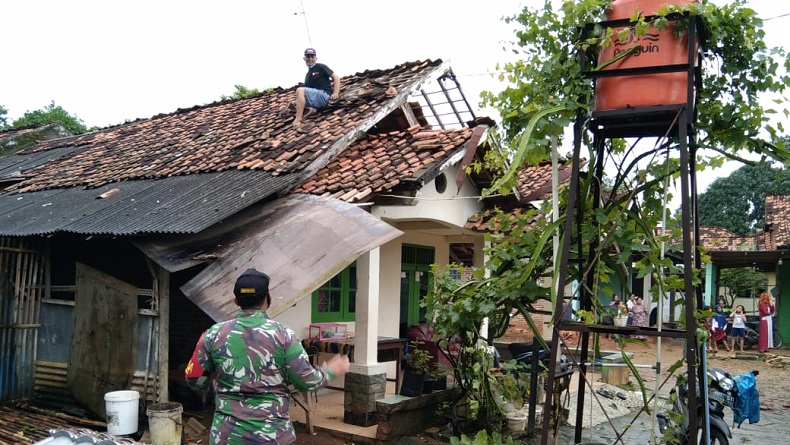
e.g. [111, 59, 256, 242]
[372, 165, 483, 227]
[276, 162, 484, 381]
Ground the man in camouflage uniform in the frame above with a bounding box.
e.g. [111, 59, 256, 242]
[185, 268, 349, 444]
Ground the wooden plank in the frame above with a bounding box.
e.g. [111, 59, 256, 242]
[67, 263, 138, 419]
[35, 360, 68, 369]
[154, 264, 169, 402]
[36, 360, 159, 400]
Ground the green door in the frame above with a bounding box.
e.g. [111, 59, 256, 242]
[399, 244, 434, 338]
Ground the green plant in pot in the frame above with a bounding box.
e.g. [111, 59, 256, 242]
[614, 303, 629, 326]
[494, 367, 527, 414]
[400, 341, 435, 396]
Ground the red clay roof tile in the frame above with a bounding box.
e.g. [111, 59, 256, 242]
[295, 126, 475, 202]
[10, 60, 446, 193]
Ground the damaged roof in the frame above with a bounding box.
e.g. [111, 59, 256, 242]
[9, 60, 450, 193]
[0, 59, 481, 237]
[295, 125, 478, 202]
[465, 159, 577, 232]
[699, 194, 790, 253]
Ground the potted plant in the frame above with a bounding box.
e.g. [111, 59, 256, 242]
[400, 341, 434, 397]
[432, 362, 451, 391]
[491, 360, 531, 432]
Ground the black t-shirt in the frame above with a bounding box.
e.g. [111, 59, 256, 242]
[304, 63, 334, 94]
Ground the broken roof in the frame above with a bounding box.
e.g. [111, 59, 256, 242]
[9, 60, 453, 193]
[295, 125, 479, 202]
[0, 59, 482, 237]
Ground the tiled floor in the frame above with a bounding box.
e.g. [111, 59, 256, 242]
[289, 381, 398, 439]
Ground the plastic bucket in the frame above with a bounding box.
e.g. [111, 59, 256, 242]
[104, 390, 140, 435]
[506, 412, 527, 432]
[147, 402, 183, 445]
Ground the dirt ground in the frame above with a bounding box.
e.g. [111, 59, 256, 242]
[185, 333, 789, 445]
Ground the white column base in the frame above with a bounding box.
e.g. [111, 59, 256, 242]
[349, 363, 387, 375]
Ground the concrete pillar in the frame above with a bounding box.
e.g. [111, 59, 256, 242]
[344, 371, 387, 426]
[344, 248, 387, 426]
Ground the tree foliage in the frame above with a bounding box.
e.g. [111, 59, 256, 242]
[482, 0, 790, 170]
[0, 105, 8, 129]
[719, 268, 767, 300]
[5, 101, 91, 134]
[430, 0, 789, 424]
[469, 0, 787, 315]
[698, 162, 790, 234]
[220, 85, 265, 101]
[427, 208, 561, 424]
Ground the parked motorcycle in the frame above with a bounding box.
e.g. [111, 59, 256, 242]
[657, 367, 757, 445]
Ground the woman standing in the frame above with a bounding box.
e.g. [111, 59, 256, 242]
[631, 297, 648, 340]
[758, 292, 776, 352]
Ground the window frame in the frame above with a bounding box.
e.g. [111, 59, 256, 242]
[311, 262, 356, 322]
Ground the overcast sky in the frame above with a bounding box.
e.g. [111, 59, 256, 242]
[1, 0, 788, 201]
[1, 0, 525, 127]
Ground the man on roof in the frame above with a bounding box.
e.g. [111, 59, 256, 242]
[292, 47, 340, 128]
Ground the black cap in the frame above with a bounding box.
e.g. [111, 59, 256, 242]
[304, 47, 317, 56]
[233, 268, 270, 299]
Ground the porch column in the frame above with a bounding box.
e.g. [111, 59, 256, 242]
[642, 272, 653, 317]
[344, 247, 387, 427]
[705, 263, 717, 306]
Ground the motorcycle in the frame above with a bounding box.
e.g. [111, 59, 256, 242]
[657, 367, 756, 445]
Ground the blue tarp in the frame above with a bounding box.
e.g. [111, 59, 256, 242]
[732, 371, 760, 426]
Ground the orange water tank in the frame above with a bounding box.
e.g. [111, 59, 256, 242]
[593, 0, 697, 112]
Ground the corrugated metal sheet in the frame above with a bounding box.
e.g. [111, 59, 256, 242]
[0, 171, 300, 236]
[35, 360, 158, 408]
[0, 145, 83, 181]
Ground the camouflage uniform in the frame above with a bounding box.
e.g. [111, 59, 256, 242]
[185, 309, 332, 444]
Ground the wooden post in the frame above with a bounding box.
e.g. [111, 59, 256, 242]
[154, 263, 170, 402]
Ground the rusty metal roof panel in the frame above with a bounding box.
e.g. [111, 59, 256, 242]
[0, 171, 299, 236]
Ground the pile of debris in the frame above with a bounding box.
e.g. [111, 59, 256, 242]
[32, 429, 142, 444]
[0, 403, 107, 444]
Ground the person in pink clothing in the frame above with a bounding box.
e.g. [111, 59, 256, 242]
[757, 292, 776, 352]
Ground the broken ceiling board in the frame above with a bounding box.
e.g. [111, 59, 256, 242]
[179, 194, 403, 321]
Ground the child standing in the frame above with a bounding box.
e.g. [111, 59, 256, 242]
[710, 304, 731, 352]
[729, 305, 747, 352]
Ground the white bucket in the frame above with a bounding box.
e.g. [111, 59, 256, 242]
[104, 390, 140, 435]
[506, 412, 527, 432]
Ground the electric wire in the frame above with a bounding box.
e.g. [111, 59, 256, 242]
[763, 12, 790, 21]
[298, 0, 313, 48]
